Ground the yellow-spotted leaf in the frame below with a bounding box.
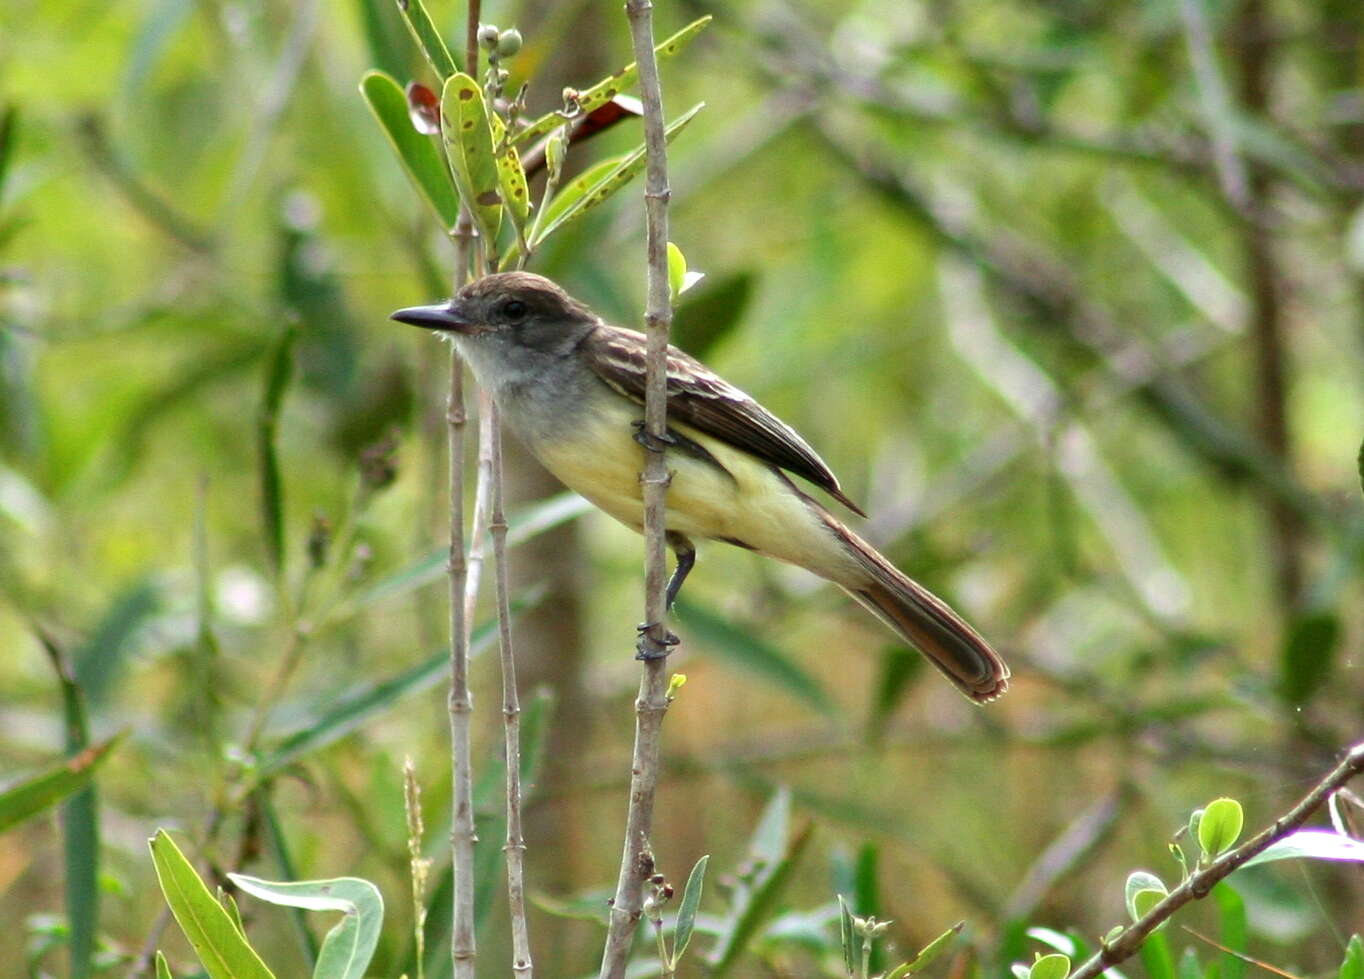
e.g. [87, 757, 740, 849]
[528, 102, 704, 248]
[514, 16, 711, 147]
[490, 115, 530, 229]
[440, 73, 502, 243]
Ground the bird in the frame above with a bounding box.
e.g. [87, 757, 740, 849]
[392, 271, 1009, 702]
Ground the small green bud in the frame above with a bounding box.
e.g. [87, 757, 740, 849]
[477, 23, 500, 49]
[545, 133, 566, 181]
[496, 28, 522, 57]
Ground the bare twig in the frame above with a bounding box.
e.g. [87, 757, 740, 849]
[599, 0, 675, 975]
[488, 402, 532, 976]
[1068, 740, 1364, 979]
[447, 6, 484, 974]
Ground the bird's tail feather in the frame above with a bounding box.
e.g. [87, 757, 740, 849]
[833, 527, 1009, 703]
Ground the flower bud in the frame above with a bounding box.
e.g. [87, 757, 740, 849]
[496, 28, 522, 57]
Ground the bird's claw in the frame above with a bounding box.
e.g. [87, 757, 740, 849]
[635, 621, 680, 660]
[631, 421, 676, 454]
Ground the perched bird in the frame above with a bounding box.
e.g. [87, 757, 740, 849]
[392, 272, 1009, 702]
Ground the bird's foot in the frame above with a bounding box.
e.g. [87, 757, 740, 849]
[631, 421, 677, 454]
[635, 621, 680, 660]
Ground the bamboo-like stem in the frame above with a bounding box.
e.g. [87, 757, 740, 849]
[446, 2, 483, 973]
[600, 1, 675, 975]
[1068, 740, 1364, 979]
[488, 401, 532, 976]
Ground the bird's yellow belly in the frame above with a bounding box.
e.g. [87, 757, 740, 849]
[529, 400, 857, 580]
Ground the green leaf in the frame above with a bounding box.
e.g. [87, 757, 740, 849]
[1028, 953, 1071, 979]
[0, 105, 17, 196]
[394, 0, 456, 80]
[347, 492, 589, 614]
[1198, 798, 1244, 859]
[360, 71, 461, 230]
[513, 16, 712, 146]
[75, 577, 161, 706]
[673, 854, 709, 963]
[0, 733, 123, 832]
[887, 921, 963, 976]
[527, 102, 705, 247]
[148, 830, 276, 979]
[490, 115, 530, 229]
[1241, 829, 1364, 868]
[854, 844, 882, 974]
[1278, 610, 1340, 706]
[354, 0, 407, 79]
[668, 241, 686, 304]
[1176, 947, 1202, 979]
[257, 321, 298, 577]
[1139, 930, 1176, 979]
[229, 875, 383, 979]
[1338, 934, 1363, 979]
[674, 598, 838, 718]
[440, 73, 502, 243]
[155, 951, 174, 979]
[671, 271, 756, 359]
[837, 895, 856, 977]
[257, 616, 503, 777]
[1212, 884, 1246, 979]
[1124, 870, 1167, 922]
[707, 821, 813, 975]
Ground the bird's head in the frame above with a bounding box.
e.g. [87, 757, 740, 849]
[391, 272, 597, 350]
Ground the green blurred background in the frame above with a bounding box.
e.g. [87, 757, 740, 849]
[1, 0, 1362, 975]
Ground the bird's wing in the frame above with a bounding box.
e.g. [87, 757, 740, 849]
[584, 324, 866, 516]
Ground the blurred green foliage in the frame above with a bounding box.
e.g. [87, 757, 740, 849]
[2, 0, 1363, 976]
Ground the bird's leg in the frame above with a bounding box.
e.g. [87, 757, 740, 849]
[634, 533, 695, 660]
[664, 531, 695, 610]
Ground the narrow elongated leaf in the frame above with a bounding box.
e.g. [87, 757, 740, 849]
[1139, 931, 1176, 979]
[1213, 884, 1246, 979]
[75, 578, 161, 706]
[513, 17, 711, 146]
[229, 875, 384, 979]
[887, 921, 963, 976]
[0, 106, 17, 195]
[1242, 829, 1364, 867]
[256, 616, 503, 777]
[257, 322, 297, 577]
[837, 895, 856, 976]
[0, 733, 123, 832]
[674, 599, 837, 718]
[855, 844, 883, 973]
[148, 831, 276, 979]
[360, 71, 461, 230]
[707, 821, 813, 975]
[394, 0, 455, 79]
[671, 271, 755, 358]
[155, 952, 174, 979]
[440, 73, 501, 243]
[528, 103, 705, 247]
[1278, 610, 1340, 706]
[490, 115, 530, 228]
[1339, 934, 1363, 979]
[673, 855, 709, 963]
[346, 493, 589, 613]
[354, 0, 406, 79]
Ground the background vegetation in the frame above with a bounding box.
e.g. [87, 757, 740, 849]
[2, 0, 1362, 975]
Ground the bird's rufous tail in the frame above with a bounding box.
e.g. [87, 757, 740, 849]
[831, 525, 1009, 703]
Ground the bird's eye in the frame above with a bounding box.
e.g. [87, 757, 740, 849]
[502, 299, 528, 321]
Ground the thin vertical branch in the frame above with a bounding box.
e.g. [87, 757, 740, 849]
[446, 1, 481, 967]
[489, 401, 532, 976]
[600, 0, 675, 976]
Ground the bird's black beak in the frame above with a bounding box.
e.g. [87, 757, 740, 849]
[390, 302, 474, 333]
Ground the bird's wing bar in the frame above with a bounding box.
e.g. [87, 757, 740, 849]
[584, 325, 866, 516]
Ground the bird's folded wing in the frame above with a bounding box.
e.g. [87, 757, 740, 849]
[584, 325, 866, 516]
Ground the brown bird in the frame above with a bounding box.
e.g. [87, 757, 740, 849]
[393, 272, 1009, 702]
